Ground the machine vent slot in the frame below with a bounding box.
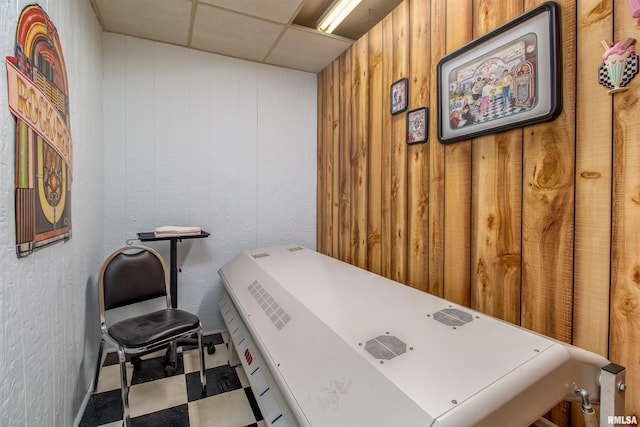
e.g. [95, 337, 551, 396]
[365, 335, 407, 360]
[248, 281, 291, 330]
[252, 252, 270, 258]
[433, 308, 474, 327]
[286, 246, 304, 252]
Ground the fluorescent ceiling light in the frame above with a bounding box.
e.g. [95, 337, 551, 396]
[317, 0, 363, 34]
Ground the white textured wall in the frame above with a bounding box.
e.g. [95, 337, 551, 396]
[103, 34, 317, 333]
[0, 0, 104, 426]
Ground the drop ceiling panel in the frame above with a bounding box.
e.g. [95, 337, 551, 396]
[266, 26, 352, 73]
[91, 0, 406, 72]
[199, 0, 306, 24]
[192, 5, 286, 62]
[95, 0, 193, 46]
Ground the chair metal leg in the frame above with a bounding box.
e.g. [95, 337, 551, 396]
[163, 341, 178, 376]
[117, 347, 131, 427]
[197, 328, 207, 395]
[92, 338, 105, 391]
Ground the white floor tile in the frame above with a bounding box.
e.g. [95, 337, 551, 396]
[95, 362, 133, 392]
[128, 375, 188, 418]
[183, 344, 229, 373]
[188, 389, 257, 427]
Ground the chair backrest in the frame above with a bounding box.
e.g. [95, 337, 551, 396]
[99, 245, 170, 313]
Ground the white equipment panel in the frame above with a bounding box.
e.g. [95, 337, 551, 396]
[218, 245, 621, 427]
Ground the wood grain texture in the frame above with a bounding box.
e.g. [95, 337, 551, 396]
[522, 1, 576, 424]
[339, 51, 352, 264]
[317, 68, 327, 254]
[611, 0, 640, 419]
[521, 0, 575, 346]
[322, 64, 336, 258]
[470, 0, 522, 326]
[350, 35, 369, 269]
[390, 2, 410, 282]
[381, 14, 394, 279]
[428, 0, 446, 297]
[406, 0, 430, 292]
[443, 0, 473, 306]
[368, 23, 384, 275]
[572, 1, 613, 413]
[574, 0, 612, 358]
[331, 60, 341, 257]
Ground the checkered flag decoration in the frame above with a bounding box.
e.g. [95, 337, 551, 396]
[599, 38, 638, 92]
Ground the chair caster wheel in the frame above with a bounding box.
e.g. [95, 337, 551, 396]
[164, 364, 176, 376]
[207, 343, 216, 354]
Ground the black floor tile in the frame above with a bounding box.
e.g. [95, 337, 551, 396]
[131, 353, 184, 385]
[243, 387, 264, 422]
[131, 403, 189, 427]
[80, 388, 123, 426]
[185, 364, 242, 402]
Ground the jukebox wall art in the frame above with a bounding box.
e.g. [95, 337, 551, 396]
[436, 2, 561, 144]
[6, 4, 72, 257]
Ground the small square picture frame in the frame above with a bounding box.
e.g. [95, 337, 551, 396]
[406, 106, 428, 144]
[390, 78, 408, 115]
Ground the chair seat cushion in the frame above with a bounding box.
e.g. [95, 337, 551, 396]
[108, 308, 200, 349]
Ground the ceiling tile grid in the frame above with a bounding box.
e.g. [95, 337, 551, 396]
[192, 5, 285, 62]
[95, 0, 193, 46]
[91, 0, 398, 72]
[199, 0, 306, 24]
[266, 26, 352, 73]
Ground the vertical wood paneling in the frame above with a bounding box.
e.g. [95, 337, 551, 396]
[351, 36, 369, 268]
[339, 51, 353, 264]
[470, 0, 523, 325]
[331, 61, 341, 257]
[316, 69, 327, 254]
[443, 0, 473, 306]
[390, 2, 410, 282]
[427, 0, 446, 297]
[611, 0, 640, 418]
[368, 23, 384, 275]
[324, 65, 336, 258]
[316, 0, 640, 415]
[522, 1, 576, 424]
[407, 0, 430, 291]
[574, 0, 612, 358]
[381, 14, 394, 278]
[574, 9, 613, 426]
[522, 0, 576, 345]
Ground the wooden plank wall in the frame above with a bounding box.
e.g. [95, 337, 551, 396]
[317, 0, 640, 423]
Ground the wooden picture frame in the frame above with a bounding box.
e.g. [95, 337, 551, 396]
[390, 77, 408, 115]
[406, 107, 428, 144]
[436, 1, 561, 144]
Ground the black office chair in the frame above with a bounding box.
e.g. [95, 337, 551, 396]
[93, 245, 206, 427]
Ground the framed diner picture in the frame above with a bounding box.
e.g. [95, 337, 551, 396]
[436, 2, 561, 143]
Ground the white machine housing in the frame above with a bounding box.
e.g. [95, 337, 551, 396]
[218, 245, 624, 427]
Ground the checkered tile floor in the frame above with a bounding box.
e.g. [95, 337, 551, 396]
[80, 332, 265, 427]
[475, 95, 529, 123]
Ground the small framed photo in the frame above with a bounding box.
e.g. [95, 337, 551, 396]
[436, 2, 561, 143]
[406, 107, 428, 144]
[390, 78, 408, 115]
